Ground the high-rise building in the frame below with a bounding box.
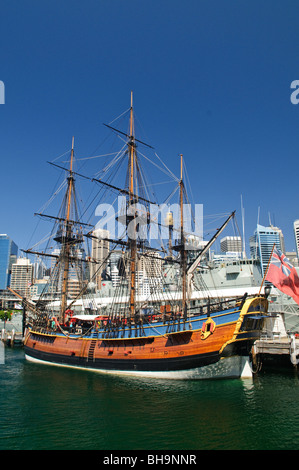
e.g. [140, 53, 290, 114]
[250, 224, 282, 277]
[269, 225, 285, 253]
[108, 250, 123, 288]
[10, 257, 33, 297]
[90, 228, 110, 289]
[0, 234, 18, 290]
[294, 220, 299, 259]
[137, 250, 162, 278]
[286, 251, 299, 267]
[33, 258, 46, 281]
[220, 236, 242, 254]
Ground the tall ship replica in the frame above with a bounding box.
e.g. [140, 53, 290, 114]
[12, 94, 270, 379]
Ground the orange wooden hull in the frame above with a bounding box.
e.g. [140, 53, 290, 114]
[24, 296, 268, 379]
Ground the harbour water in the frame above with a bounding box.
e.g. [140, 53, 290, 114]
[1, 347, 299, 451]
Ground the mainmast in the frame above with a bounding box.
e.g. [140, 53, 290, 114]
[128, 92, 137, 318]
[180, 154, 187, 316]
[60, 137, 75, 323]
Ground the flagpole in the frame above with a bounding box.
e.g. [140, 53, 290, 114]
[258, 243, 276, 295]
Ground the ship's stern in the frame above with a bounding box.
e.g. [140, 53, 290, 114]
[219, 296, 268, 359]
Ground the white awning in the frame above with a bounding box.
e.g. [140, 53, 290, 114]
[72, 315, 102, 321]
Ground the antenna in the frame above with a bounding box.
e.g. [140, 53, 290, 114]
[255, 206, 260, 260]
[241, 195, 246, 259]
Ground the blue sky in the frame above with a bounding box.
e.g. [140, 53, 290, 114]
[1, 0, 299, 256]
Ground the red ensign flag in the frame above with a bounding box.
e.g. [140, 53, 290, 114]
[266, 246, 299, 305]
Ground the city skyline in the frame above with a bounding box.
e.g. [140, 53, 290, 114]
[2, 217, 299, 305]
[1, 1, 299, 254]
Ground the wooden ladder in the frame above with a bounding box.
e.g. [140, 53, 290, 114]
[87, 340, 97, 362]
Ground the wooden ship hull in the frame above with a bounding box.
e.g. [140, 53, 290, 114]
[24, 296, 268, 379]
[15, 94, 270, 380]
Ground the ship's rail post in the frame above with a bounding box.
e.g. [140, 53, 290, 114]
[290, 334, 299, 368]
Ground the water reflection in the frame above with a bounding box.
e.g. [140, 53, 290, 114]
[1, 349, 299, 450]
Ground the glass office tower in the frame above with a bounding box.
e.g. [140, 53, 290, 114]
[0, 234, 18, 290]
[249, 224, 282, 277]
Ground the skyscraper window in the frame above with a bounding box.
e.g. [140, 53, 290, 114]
[0, 234, 18, 290]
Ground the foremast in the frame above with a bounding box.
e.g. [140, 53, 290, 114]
[27, 136, 82, 325]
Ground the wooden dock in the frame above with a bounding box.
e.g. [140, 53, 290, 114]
[1, 329, 23, 347]
[252, 334, 299, 369]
